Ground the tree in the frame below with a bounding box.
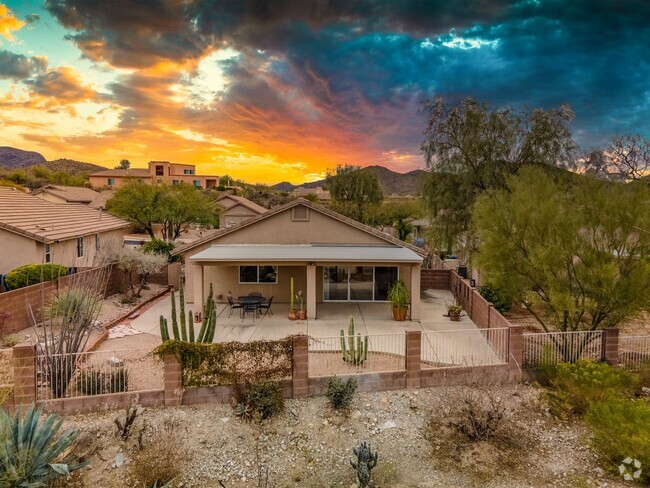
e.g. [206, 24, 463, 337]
[106, 182, 217, 241]
[112, 247, 167, 298]
[420, 96, 577, 257]
[371, 202, 419, 241]
[473, 167, 650, 335]
[582, 134, 650, 181]
[115, 159, 131, 170]
[326, 165, 383, 223]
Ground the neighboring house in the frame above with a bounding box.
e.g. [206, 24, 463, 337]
[88, 161, 220, 189]
[216, 194, 267, 228]
[0, 187, 129, 275]
[291, 186, 331, 201]
[31, 185, 100, 205]
[88, 190, 115, 210]
[172, 199, 425, 320]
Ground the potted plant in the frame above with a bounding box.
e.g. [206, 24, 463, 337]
[387, 279, 409, 321]
[446, 304, 464, 321]
[296, 290, 306, 320]
[288, 277, 297, 320]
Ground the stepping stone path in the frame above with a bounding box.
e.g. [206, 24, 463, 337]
[108, 324, 143, 339]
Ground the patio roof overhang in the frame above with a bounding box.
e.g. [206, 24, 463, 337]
[189, 244, 423, 264]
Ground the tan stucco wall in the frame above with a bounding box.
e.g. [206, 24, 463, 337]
[88, 175, 152, 189]
[220, 204, 260, 228]
[0, 231, 40, 274]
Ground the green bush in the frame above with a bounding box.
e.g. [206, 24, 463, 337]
[245, 381, 285, 420]
[478, 283, 513, 313]
[546, 360, 638, 416]
[586, 397, 650, 484]
[326, 376, 357, 409]
[1, 333, 20, 348]
[142, 239, 178, 263]
[5, 263, 68, 290]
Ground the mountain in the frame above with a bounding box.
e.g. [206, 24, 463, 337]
[0, 147, 46, 168]
[273, 165, 426, 196]
[46, 159, 106, 174]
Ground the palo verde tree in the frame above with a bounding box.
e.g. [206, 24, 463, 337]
[420, 96, 577, 257]
[473, 167, 650, 335]
[326, 164, 383, 223]
[106, 182, 217, 241]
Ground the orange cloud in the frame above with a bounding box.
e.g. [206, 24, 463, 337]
[0, 4, 24, 41]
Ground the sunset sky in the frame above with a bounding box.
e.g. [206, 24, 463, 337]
[0, 1, 649, 184]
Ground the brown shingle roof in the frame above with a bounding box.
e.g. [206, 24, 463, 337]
[31, 185, 100, 204]
[172, 198, 426, 257]
[216, 194, 267, 214]
[89, 168, 151, 178]
[0, 187, 129, 243]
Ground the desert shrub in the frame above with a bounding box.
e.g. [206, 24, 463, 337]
[372, 461, 398, 486]
[76, 368, 106, 396]
[0, 403, 87, 486]
[450, 387, 509, 442]
[142, 238, 178, 263]
[5, 263, 68, 290]
[326, 376, 357, 410]
[46, 287, 103, 325]
[129, 422, 186, 487]
[546, 360, 637, 416]
[586, 397, 650, 484]
[478, 283, 513, 313]
[1, 333, 20, 348]
[108, 366, 129, 393]
[244, 380, 285, 420]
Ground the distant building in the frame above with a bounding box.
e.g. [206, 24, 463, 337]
[31, 185, 100, 205]
[290, 186, 331, 201]
[216, 194, 267, 228]
[88, 161, 220, 190]
[0, 187, 129, 275]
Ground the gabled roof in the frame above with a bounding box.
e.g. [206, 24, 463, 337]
[89, 168, 151, 178]
[0, 187, 129, 243]
[88, 190, 115, 209]
[216, 194, 267, 214]
[172, 198, 426, 257]
[31, 184, 100, 204]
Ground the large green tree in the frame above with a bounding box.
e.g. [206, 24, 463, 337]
[326, 164, 383, 223]
[473, 167, 650, 333]
[420, 96, 577, 256]
[583, 134, 650, 182]
[107, 182, 217, 241]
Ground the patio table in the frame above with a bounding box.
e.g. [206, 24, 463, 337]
[237, 296, 265, 320]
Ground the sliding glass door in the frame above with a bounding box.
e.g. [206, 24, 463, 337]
[323, 265, 398, 301]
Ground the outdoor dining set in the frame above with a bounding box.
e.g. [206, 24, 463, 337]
[227, 292, 274, 320]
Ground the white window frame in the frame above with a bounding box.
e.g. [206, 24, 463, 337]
[322, 265, 399, 302]
[44, 243, 51, 263]
[76, 237, 84, 258]
[238, 265, 278, 284]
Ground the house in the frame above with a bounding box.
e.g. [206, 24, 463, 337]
[88, 161, 220, 190]
[172, 199, 425, 320]
[215, 194, 267, 228]
[0, 187, 129, 275]
[291, 186, 331, 201]
[31, 185, 101, 205]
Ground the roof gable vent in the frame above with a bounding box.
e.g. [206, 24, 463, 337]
[292, 205, 309, 222]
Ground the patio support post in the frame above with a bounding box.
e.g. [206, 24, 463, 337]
[507, 326, 523, 381]
[410, 264, 421, 320]
[306, 264, 317, 320]
[12, 342, 36, 406]
[192, 263, 204, 313]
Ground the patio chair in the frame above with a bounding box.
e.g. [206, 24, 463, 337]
[248, 291, 263, 297]
[258, 296, 274, 317]
[227, 296, 244, 317]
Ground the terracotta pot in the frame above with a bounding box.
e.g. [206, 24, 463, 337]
[297, 309, 306, 320]
[392, 307, 408, 321]
[449, 314, 461, 322]
[288, 309, 297, 320]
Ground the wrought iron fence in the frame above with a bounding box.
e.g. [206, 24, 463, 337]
[619, 335, 650, 371]
[308, 333, 406, 377]
[421, 327, 509, 368]
[523, 331, 603, 368]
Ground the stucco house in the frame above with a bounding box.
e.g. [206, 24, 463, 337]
[216, 194, 267, 228]
[31, 185, 101, 205]
[88, 161, 220, 189]
[172, 199, 425, 320]
[0, 187, 129, 275]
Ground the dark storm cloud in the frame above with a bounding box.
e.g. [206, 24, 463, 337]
[0, 49, 47, 80]
[24, 13, 40, 24]
[46, 0, 650, 154]
[23, 67, 96, 102]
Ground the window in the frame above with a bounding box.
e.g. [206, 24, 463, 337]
[193, 180, 201, 188]
[44, 243, 51, 263]
[76, 237, 84, 258]
[184, 169, 195, 175]
[155, 165, 164, 176]
[323, 265, 398, 301]
[107, 178, 115, 186]
[95, 234, 101, 251]
[239, 265, 278, 284]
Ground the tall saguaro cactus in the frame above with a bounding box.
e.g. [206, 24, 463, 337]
[160, 278, 217, 343]
[340, 316, 368, 366]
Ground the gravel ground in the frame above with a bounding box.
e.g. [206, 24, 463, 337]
[61, 384, 627, 488]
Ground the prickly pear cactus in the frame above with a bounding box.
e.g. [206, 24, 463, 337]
[350, 441, 378, 488]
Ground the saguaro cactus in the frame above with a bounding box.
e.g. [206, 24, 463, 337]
[340, 316, 368, 366]
[196, 283, 217, 343]
[160, 278, 217, 343]
[350, 441, 378, 488]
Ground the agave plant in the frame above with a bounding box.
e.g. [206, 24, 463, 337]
[0, 403, 88, 487]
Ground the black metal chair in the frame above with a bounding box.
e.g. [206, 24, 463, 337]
[227, 296, 243, 317]
[258, 296, 274, 317]
[248, 291, 263, 297]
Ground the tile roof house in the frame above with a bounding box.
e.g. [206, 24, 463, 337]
[31, 184, 101, 205]
[291, 186, 331, 201]
[88, 161, 220, 190]
[215, 194, 268, 228]
[172, 198, 425, 320]
[0, 187, 129, 274]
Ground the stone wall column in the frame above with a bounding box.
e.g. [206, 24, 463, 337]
[13, 343, 36, 406]
[508, 326, 523, 380]
[163, 354, 182, 406]
[405, 330, 421, 389]
[602, 328, 620, 366]
[292, 335, 309, 398]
